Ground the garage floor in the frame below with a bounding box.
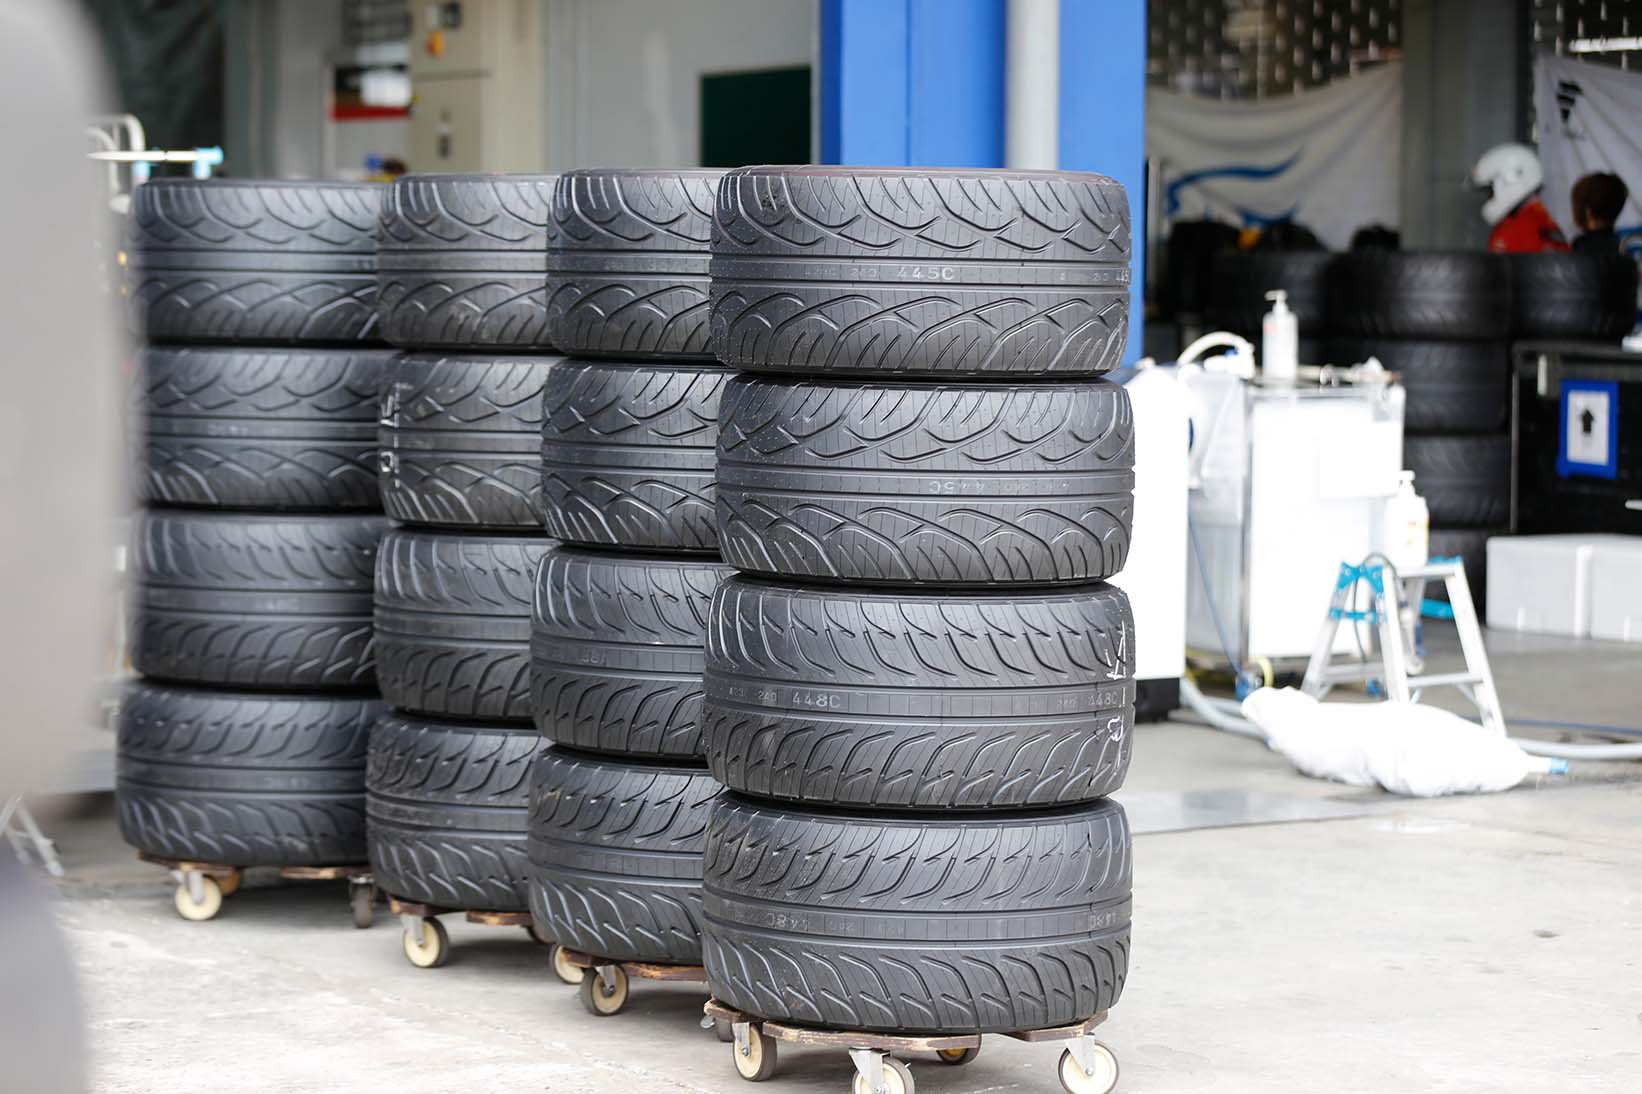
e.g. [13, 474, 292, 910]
[35, 624, 1642, 1094]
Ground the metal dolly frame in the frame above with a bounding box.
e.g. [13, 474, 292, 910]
[387, 895, 548, 969]
[137, 853, 376, 925]
[703, 1000, 1119, 1094]
[556, 948, 708, 1017]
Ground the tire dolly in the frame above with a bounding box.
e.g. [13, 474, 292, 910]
[138, 853, 377, 926]
[388, 895, 553, 969]
[703, 1000, 1119, 1094]
[556, 948, 709, 1018]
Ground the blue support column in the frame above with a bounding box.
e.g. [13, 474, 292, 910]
[1060, 0, 1147, 361]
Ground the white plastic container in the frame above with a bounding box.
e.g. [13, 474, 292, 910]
[1484, 534, 1634, 637]
[1261, 289, 1298, 385]
[1588, 537, 1642, 643]
[1379, 471, 1429, 572]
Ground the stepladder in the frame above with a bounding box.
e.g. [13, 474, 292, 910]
[1301, 558, 1505, 734]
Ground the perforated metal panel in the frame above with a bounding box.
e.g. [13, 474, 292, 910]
[1532, 0, 1642, 70]
[343, 0, 411, 47]
[1148, 0, 1402, 99]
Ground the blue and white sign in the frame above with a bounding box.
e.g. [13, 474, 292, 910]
[1558, 379, 1619, 480]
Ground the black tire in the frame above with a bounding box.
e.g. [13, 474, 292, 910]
[127, 179, 381, 345]
[1404, 435, 1510, 527]
[717, 377, 1134, 585]
[137, 346, 390, 511]
[1327, 339, 1508, 433]
[1427, 527, 1498, 617]
[379, 353, 558, 529]
[373, 528, 552, 721]
[526, 747, 717, 964]
[117, 681, 380, 867]
[1326, 252, 1510, 339]
[531, 548, 732, 759]
[1510, 252, 1638, 339]
[541, 359, 730, 552]
[704, 577, 1133, 810]
[546, 169, 723, 360]
[129, 510, 386, 689]
[377, 174, 557, 349]
[366, 713, 540, 912]
[710, 166, 1131, 376]
[1205, 250, 1331, 335]
[703, 795, 1131, 1034]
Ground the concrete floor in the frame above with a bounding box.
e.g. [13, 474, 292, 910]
[34, 624, 1642, 1094]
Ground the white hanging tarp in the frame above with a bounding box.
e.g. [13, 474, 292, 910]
[1534, 53, 1642, 254]
[1147, 64, 1402, 250]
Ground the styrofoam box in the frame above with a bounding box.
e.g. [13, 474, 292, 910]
[1486, 534, 1641, 637]
[1588, 538, 1642, 643]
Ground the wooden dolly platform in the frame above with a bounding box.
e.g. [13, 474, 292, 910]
[703, 1000, 1118, 1094]
[138, 853, 376, 925]
[387, 895, 547, 969]
[556, 948, 707, 1017]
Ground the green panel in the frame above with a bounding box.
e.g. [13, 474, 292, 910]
[701, 66, 811, 168]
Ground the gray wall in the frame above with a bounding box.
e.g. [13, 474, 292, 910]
[222, 0, 341, 178]
[1400, 0, 1525, 248]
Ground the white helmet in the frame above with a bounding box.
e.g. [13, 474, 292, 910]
[1471, 143, 1544, 225]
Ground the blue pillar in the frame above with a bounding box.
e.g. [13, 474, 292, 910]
[1060, 0, 1146, 361]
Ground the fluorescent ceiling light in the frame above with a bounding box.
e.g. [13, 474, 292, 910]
[1568, 36, 1642, 54]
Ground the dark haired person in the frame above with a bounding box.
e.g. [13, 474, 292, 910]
[1570, 172, 1629, 254]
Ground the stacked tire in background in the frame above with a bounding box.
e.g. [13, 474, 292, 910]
[119, 179, 390, 920]
[528, 170, 731, 1012]
[1326, 253, 1514, 610]
[368, 175, 560, 965]
[1207, 249, 1332, 359]
[699, 167, 1137, 1088]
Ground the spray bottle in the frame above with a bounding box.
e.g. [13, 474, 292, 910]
[1261, 289, 1298, 384]
[1381, 471, 1430, 571]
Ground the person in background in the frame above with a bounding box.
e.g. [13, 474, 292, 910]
[1471, 143, 1570, 253]
[1569, 172, 1629, 254]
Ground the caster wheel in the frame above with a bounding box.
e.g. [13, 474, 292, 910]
[402, 917, 449, 969]
[578, 966, 629, 1016]
[173, 876, 224, 922]
[731, 1025, 777, 1082]
[550, 944, 585, 986]
[350, 885, 376, 929]
[853, 1058, 914, 1094]
[714, 1018, 735, 1043]
[216, 869, 243, 898]
[936, 1046, 979, 1066]
[1058, 1043, 1119, 1094]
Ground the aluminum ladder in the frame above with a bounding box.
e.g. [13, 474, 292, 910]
[1301, 559, 1505, 734]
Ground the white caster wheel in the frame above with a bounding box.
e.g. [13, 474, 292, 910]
[173, 875, 224, 922]
[216, 869, 243, 898]
[350, 884, 376, 929]
[578, 965, 629, 1016]
[1058, 1042, 1119, 1094]
[852, 1058, 914, 1094]
[731, 1024, 777, 1082]
[550, 944, 586, 986]
[402, 916, 449, 969]
[936, 1046, 979, 1066]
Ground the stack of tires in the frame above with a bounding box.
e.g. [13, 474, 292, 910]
[527, 169, 731, 1012]
[119, 179, 391, 920]
[1326, 253, 1514, 609]
[367, 175, 560, 966]
[699, 167, 1137, 1092]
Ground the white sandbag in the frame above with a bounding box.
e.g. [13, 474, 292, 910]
[1240, 687, 1557, 797]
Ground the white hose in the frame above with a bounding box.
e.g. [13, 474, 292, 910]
[1177, 677, 1642, 760]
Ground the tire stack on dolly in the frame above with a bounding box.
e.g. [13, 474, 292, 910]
[701, 166, 1138, 1094]
[368, 174, 561, 969]
[527, 169, 732, 1015]
[1326, 252, 1514, 612]
[119, 179, 391, 924]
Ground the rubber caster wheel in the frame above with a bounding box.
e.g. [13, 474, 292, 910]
[350, 885, 376, 929]
[936, 1046, 979, 1066]
[715, 1018, 735, 1043]
[1058, 1043, 1119, 1094]
[853, 1058, 914, 1094]
[731, 1025, 777, 1082]
[173, 876, 224, 922]
[402, 917, 449, 969]
[550, 944, 585, 986]
[216, 869, 243, 898]
[578, 966, 629, 1016]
